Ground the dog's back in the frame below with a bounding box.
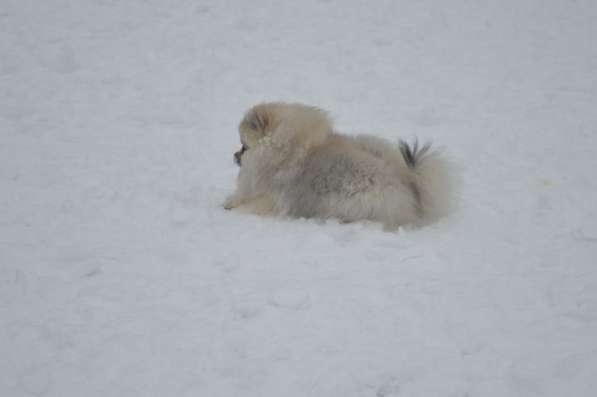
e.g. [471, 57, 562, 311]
[275, 133, 453, 228]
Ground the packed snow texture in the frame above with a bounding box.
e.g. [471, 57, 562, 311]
[1, 1, 597, 396]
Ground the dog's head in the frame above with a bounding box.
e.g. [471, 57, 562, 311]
[234, 103, 279, 166]
[234, 102, 331, 166]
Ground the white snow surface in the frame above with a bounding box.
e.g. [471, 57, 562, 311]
[2, 1, 597, 396]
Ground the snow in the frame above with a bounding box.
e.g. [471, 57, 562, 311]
[1, 0, 596, 396]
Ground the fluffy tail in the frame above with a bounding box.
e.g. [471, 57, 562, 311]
[399, 139, 455, 222]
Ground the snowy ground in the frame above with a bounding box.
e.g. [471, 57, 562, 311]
[2, 0, 597, 396]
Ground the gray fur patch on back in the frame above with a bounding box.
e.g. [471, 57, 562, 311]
[280, 148, 378, 219]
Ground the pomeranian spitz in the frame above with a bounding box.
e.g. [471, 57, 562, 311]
[224, 102, 454, 230]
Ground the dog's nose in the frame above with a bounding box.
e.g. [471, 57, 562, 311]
[233, 145, 247, 166]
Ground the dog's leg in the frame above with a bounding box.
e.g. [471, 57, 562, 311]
[224, 192, 274, 215]
[244, 193, 275, 216]
[223, 193, 245, 210]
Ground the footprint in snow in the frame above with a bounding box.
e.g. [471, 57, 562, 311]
[233, 302, 262, 319]
[376, 377, 401, 397]
[268, 290, 311, 310]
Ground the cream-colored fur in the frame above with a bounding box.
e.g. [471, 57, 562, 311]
[225, 102, 454, 229]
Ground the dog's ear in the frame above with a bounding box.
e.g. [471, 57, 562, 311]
[245, 108, 269, 133]
[239, 105, 275, 148]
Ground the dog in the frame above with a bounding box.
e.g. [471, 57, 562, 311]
[224, 102, 454, 230]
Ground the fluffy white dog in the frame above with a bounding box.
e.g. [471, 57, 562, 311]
[224, 102, 454, 229]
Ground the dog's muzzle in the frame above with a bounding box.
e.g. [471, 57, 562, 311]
[234, 145, 247, 166]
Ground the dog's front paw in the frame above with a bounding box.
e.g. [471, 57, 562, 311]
[223, 195, 242, 210]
